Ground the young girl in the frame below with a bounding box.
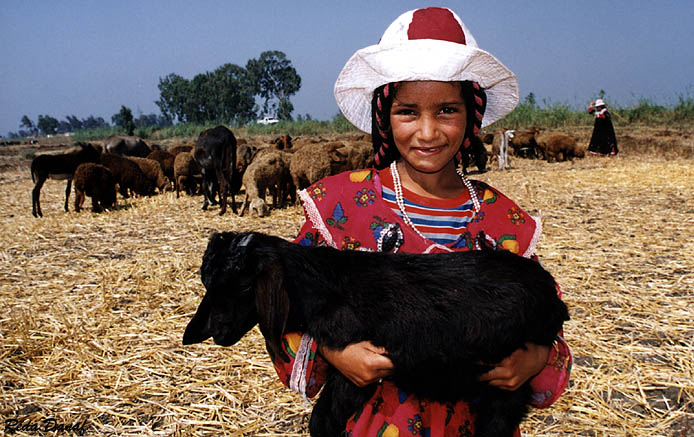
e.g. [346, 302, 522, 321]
[271, 7, 571, 436]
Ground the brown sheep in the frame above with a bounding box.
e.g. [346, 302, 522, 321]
[146, 150, 176, 186]
[101, 153, 155, 198]
[271, 134, 293, 151]
[167, 144, 193, 156]
[289, 141, 351, 191]
[73, 163, 117, 213]
[239, 150, 293, 217]
[128, 156, 171, 192]
[104, 135, 151, 157]
[508, 128, 541, 158]
[536, 132, 584, 163]
[173, 151, 202, 198]
[236, 143, 259, 174]
[336, 141, 375, 171]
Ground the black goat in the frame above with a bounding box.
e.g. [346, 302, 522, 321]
[30, 143, 102, 217]
[183, 232, 569, 437]
[193, 125, 237, 215]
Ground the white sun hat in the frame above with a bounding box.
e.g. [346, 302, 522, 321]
[595, 99, 606, 107]
[334, 7, 520, 133]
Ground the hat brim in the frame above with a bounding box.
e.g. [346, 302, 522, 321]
[334, 39, 519, 132]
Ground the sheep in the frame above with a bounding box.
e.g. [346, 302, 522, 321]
[72, 163, 117, 213]
[508, 128, 541, 159]
[100, 153, 155, 198]
[236, 143, 259, 174]
[146, 149, 176, 187]
[183, 231, 569, 437]
[271, 134, 293, 151]
[128, 156, 171, 193]
[289, 141, 352, 191]
[239, 150, 293, 217]
[167, 144, 193, 156]
[173, 151, 203, 198]
[536, 132, 584, 162]
[336, 141, 375, 171]
[30, 142, 102, 217]
[104, 135, 151, 157]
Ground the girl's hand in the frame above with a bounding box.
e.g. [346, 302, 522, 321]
[479, 342, 550, 391]
[319, 341, 394, 387]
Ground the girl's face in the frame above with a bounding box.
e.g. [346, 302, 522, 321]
[390, 81, 466, 175]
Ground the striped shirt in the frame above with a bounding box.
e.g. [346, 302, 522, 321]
[380, 167, 476, 245]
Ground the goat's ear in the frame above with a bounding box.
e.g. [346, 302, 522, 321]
[255, 261, 290, 362]
[183, 294, 212, 345]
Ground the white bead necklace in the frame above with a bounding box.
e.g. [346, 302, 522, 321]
[389, 161, 480, 241]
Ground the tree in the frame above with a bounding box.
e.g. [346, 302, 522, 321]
[210, 63, 256, 123]
[112, 106, 135, 135]
[523, 92, 537, 108]
[37, 115, 59, 136]
[65, 115, 83, 132]
[246, 51, 301, 119]
[82, 115, 108, 130]
[156, 64, 256, 125]
[20, 115, 36, 135]
[156, 73, 191, 124]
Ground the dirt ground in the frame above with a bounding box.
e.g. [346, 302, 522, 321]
[1, 130, 692, 436]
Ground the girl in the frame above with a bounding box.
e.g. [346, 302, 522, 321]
[271, 7, 571, 436]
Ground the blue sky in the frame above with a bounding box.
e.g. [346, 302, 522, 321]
[1, 1, 692, 136]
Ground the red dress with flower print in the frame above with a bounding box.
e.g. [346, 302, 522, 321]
[271, 167, 572, 437]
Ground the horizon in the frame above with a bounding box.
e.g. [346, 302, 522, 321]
[2, 1, 692, 136]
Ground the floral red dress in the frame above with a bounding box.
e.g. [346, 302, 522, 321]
[271, 167, 572, 436]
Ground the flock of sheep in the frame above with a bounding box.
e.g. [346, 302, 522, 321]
[469, 128, 585, 173]
[29, 125, 582, 218]
[29, 126, 374, 217]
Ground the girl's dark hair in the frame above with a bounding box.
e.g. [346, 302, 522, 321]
[370, 81, 487, 169]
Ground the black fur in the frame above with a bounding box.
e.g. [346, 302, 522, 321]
[183, 231, 569, 437]
[193, 125, 237, 215]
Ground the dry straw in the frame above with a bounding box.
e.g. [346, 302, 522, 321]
[1, 129, 692, 436]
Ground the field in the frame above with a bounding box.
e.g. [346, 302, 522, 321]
[1, 128, 693, 436]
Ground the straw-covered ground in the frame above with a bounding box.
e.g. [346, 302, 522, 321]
[1, 129, 692, 436]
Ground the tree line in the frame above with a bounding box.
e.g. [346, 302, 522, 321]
[7, 50, 301, 138]
[10, 107, 168, 138]
[156, 50, 300, 124]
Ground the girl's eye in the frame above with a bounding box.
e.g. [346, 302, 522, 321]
[393, 108, 415, 116]
[440, 106, 459, 114]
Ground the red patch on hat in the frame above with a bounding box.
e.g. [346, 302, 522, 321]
[407, 8, 466, 45]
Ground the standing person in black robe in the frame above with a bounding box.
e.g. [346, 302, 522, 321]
[588, 99, 619, 155]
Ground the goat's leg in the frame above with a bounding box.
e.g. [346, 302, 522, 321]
[473, 384, 531, 437]
[32, 177, 46, 218]
[74, 189, 83, 212]
[91, 196, 101, 213]
[215, 168, 229, 215]
[309, 370, 375, 437]
[64, 179, 72, 212]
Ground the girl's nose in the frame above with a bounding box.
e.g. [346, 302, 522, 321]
[417, 115, 440, 142]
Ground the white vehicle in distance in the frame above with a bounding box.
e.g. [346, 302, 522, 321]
[257, 116, 279, 125]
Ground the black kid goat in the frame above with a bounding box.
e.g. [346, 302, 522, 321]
[183, 231, 569, 437]
[31, 143, 102, 217]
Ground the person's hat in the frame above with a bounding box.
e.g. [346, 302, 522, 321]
[334, 7, 519, 132]
[595, 99, 606, 107]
